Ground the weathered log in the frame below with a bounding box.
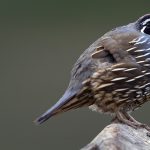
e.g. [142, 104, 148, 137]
[81, 123, 150, 150]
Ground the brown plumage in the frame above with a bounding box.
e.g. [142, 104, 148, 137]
[35, 14, 150, 130]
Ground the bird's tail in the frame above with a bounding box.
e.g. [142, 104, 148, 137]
[34, 90, 76, 125]
[34, 89, 93, 125]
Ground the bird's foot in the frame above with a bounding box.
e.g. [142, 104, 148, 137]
[111, 116, 118, 123]
[116, 111, 150, 132]
[137, 123, 150, 131]
[125, 113, 150, 132]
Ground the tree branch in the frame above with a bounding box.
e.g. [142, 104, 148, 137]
[81, 123, 150, 150]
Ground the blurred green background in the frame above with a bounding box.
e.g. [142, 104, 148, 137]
[1, 0, 150, 149]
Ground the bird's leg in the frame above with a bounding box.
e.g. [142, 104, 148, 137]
[116, 111, 150, 131]
[116, 111, 140, 129]
[124, 112, 142, 125]
[124, 112, 150, 131]
[111, 115, 119, 123]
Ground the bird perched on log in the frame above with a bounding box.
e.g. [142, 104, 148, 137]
[35, 14, 150, 130]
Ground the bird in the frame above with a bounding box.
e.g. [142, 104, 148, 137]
[35, 14, 150, 130]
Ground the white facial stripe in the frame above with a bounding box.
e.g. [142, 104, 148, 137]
[142, 18, 150, 25]
[141, 26, 146, 33]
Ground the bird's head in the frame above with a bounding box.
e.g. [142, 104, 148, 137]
[136, 14, 150, 35]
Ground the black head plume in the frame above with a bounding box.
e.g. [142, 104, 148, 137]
[136, 14, 150, 35]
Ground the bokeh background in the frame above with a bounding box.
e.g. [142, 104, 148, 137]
[1, 0, 150, 149]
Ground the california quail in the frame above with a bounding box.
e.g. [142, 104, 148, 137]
[35, 14, 150, 130]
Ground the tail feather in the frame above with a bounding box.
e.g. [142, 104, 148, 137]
[34, 90, 76, 125]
